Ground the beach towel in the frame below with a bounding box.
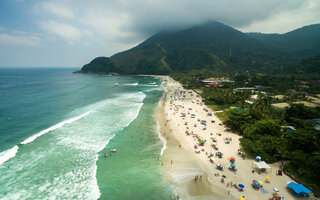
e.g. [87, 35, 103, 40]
[260, 189, 269, 194]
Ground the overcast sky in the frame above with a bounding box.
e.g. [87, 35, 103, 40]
[0, 0, 319, 67]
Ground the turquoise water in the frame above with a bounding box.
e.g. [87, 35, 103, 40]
[0, 68, 172, 199]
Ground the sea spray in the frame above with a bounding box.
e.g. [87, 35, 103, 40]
[0, 145, 18, 165]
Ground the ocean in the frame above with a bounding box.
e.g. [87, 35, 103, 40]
[0, 68, 173, 199]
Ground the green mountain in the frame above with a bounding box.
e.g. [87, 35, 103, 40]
[81, 21, 320, 74]
[293, 54, 320, 73]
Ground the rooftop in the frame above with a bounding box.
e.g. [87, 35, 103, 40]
[271, 103, 290, 109]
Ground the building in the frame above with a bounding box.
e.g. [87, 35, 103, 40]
[245, 94, 259, 104]
[273, 95, 286, 100]
[271, 103, 290, 109]
[202, 78, 234, 84]
[293, 101, 318, 108]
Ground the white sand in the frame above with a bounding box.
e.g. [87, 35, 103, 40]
[158, 76, 303, 200]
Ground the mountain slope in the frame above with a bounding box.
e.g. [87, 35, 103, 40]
[81, 21, 320, 74]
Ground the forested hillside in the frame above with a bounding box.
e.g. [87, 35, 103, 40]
[81, 21, 320, 75]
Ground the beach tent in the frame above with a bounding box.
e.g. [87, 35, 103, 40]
[254, 161, 270, 169]
[287, 182, 312, 197]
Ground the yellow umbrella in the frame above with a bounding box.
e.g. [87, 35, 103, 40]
[258, 181, 264, 185]
[240, 197, 245, 200]
[265, 176, 270, 181]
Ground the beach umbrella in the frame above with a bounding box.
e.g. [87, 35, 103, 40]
[216, 164, 221, 167]
[252, 180, 258, 183]
[239, 198, 245, 200]
[258, 181, 264, 185]
[238, 184, 245, 188]
[256, 156, 261, 160]
[221, 175, 227, 178]
[227, 157, 235, 160]
[265, 176, 270, 181]
[254, 182, 260, 187]
[230, 164, 236, 168]
[198, 140, 205, 144]
[217, 152, 223, 155]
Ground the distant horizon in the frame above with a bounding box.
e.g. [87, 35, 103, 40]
[0, 66, 78, 68]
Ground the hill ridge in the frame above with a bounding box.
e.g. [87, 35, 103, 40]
[81, 21, 320, 74]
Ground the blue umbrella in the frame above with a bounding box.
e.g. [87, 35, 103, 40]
[256, 156, 261, 160]
[221, 175, 227, 178]
[254, 182, 260, 187]
[230, 164, 236, 168]
[238, 184, 245, 188]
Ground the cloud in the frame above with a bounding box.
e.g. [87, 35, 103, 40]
[238, 0, 320, 33]
[0, 27, 41, 46]
[40, 2, 74, 19]
[34, 0, 319, 39]
[2, 0, 320, 67]
[39, 20, 82, 44]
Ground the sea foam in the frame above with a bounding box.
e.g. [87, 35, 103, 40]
[0, 145, 19, 165]
[157, 121, 167, 157]
[21, 111, 91, 145]
[123, 83, 138, 86]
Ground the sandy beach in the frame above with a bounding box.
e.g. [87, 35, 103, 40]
[157, 76, 304, 200]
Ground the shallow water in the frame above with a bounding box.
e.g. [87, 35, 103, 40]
[0, 68, 172, 199]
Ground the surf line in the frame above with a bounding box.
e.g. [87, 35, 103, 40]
[21, 111, 91, 145]
[0, 111, 91, 166]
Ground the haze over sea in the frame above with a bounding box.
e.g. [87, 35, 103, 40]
[0, 68, 172, 199]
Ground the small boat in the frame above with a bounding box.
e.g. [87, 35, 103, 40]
[114, 82, 119, 86]
[111, 149, 117, 152]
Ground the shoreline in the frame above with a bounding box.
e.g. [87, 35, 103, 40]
[156, 76, 230, 200]
[156, 76, 300, 200]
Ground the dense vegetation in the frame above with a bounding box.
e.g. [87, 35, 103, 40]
[172, 70, 320, 193]
[80, 21, 320, 75]
[226, 103, 320, 192]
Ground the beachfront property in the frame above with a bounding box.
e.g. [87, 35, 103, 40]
[204, 82, 224, 87]
[202, 78, 234, 88]
[201, 77, 235, 84]
[287, 182, 312, 197]
[292, 101, 319, 108]
[245, 94, 259, 104]
[273, 95, 286, 100]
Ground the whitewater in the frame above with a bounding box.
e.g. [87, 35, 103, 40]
[0, 68, 172, 200]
